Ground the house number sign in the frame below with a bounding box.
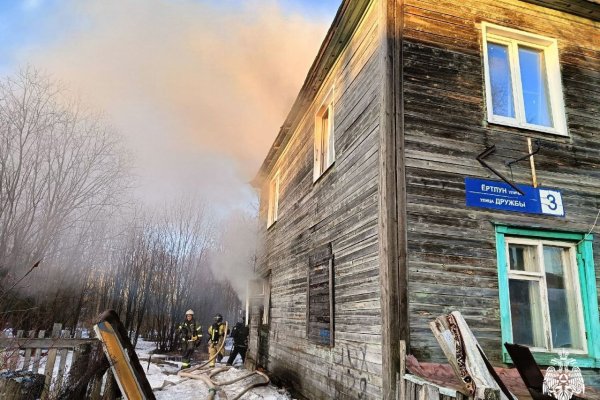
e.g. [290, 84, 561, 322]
[465, 177, 564, 217]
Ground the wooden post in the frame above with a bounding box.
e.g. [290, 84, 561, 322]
[0, 371, 45, 400]
[527, 138, 537, 188]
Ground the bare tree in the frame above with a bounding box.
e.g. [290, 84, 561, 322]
[0, 68, 130, 326]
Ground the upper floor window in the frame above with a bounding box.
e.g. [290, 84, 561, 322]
[313, 90, 335, 181]
[496, 226, 600, 367]
[267, 171, 279, 227]
[482, 23, 568, 136]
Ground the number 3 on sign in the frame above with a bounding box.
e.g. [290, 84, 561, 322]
[539, 189, 564, 216]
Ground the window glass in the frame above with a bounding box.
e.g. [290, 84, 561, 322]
[509, 244, 538, 272]
[487, 42, 515, 118]
[483, 24, 567, 135]
[321, 108, 330, 171]
[518, 46, 553, 127]
[543, 246, 583, 350]
[509, 279, 545, 347]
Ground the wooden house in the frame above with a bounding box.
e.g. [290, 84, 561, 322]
[249, 0, 600, 398]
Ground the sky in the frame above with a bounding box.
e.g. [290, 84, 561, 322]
[0, 0, 341, 214]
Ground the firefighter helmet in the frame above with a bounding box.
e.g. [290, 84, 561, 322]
[214, 313, 223, 323]
[186, 309, 194, 315]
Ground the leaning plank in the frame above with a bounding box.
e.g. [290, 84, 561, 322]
[41, 324, 62, 400]
[430, 312, 510, 400]
[94, 310, 156, 399]
[55, 329, 70, 392]
[22, 330, 36, 371]
[32, 330, 45, 373]
[56, 349, 68, 381]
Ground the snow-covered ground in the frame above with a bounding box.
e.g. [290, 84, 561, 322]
[136, 338, 296, 399]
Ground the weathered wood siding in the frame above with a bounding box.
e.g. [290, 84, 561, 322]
[401, 0, 600, 387]
[252, 1, 386, 398]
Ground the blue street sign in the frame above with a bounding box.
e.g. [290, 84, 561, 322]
[465, 177, 564, 217]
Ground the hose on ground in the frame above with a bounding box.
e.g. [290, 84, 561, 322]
[175, 364, 270, 399]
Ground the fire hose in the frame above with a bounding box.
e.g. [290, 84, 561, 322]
[171, 321, 270, 398]
[178, 366, 269, 400]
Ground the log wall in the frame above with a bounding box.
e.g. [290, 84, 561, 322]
[252, 1, 387, 398]
[401, 0, 600, 388]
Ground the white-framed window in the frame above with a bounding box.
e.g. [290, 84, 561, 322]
[267, 171, 279, 227]
[313, 90, 335, 181]
[504, 237, 586, 354]
[482, 23, 568, 136]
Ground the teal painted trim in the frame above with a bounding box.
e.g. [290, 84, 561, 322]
[580, 240, 600, 363]
[495, 225, 586, 241]
[504, 352, 600, 368]
[495, 226, 513, 357]
[496, 225, 600, 367]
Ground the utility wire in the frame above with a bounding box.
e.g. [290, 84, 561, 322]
[579, 208, 600, 245]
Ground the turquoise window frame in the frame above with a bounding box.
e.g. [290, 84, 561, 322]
[495, 225, 600, 368]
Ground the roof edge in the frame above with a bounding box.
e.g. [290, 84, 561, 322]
[252, 0, 370, 187]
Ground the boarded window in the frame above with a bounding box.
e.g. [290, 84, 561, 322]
[307, 243, 334, 346]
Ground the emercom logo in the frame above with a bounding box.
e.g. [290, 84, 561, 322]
[543, 350, 585, 400]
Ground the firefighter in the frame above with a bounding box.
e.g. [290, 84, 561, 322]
[207, 313, 226, 367]
[226, 317, 249, 366]
[177, 309, 202, 369]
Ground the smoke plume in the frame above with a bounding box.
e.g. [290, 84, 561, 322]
[15, 0, 332, 209]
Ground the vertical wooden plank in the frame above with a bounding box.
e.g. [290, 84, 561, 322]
[328, 257, 334, 347]
[380, 0, 405, 397]
[89, 372, 103, 400]
[421, 384, 439, 400]
[580, 239, 600, 362]
[306, 262, 311, 339]
[42, 349, 58, 400]
[399, 340, 406, 400]
[407, 381, 416, 400]
[23, 330, 36, 371]
[72, 330, 83, 367]
[41, 324, 62, 400]
[32, 330, 45, 373]
[55, 329, 70, 392]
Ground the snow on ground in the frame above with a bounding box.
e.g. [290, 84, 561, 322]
[137, 338, 295, 399]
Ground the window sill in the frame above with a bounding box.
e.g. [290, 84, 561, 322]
[503, 351, 600, 368]
[487, 117, 568, 137]
[313, 161, 335, 185]
[266, 220, 277, 231]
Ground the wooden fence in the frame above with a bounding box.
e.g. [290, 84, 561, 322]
[0, 323, 110, 400]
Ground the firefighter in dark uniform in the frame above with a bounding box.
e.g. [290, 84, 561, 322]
[226, 318, 249, 366]
[177, 309, 202, 369]
[208, 313, 226, 367]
